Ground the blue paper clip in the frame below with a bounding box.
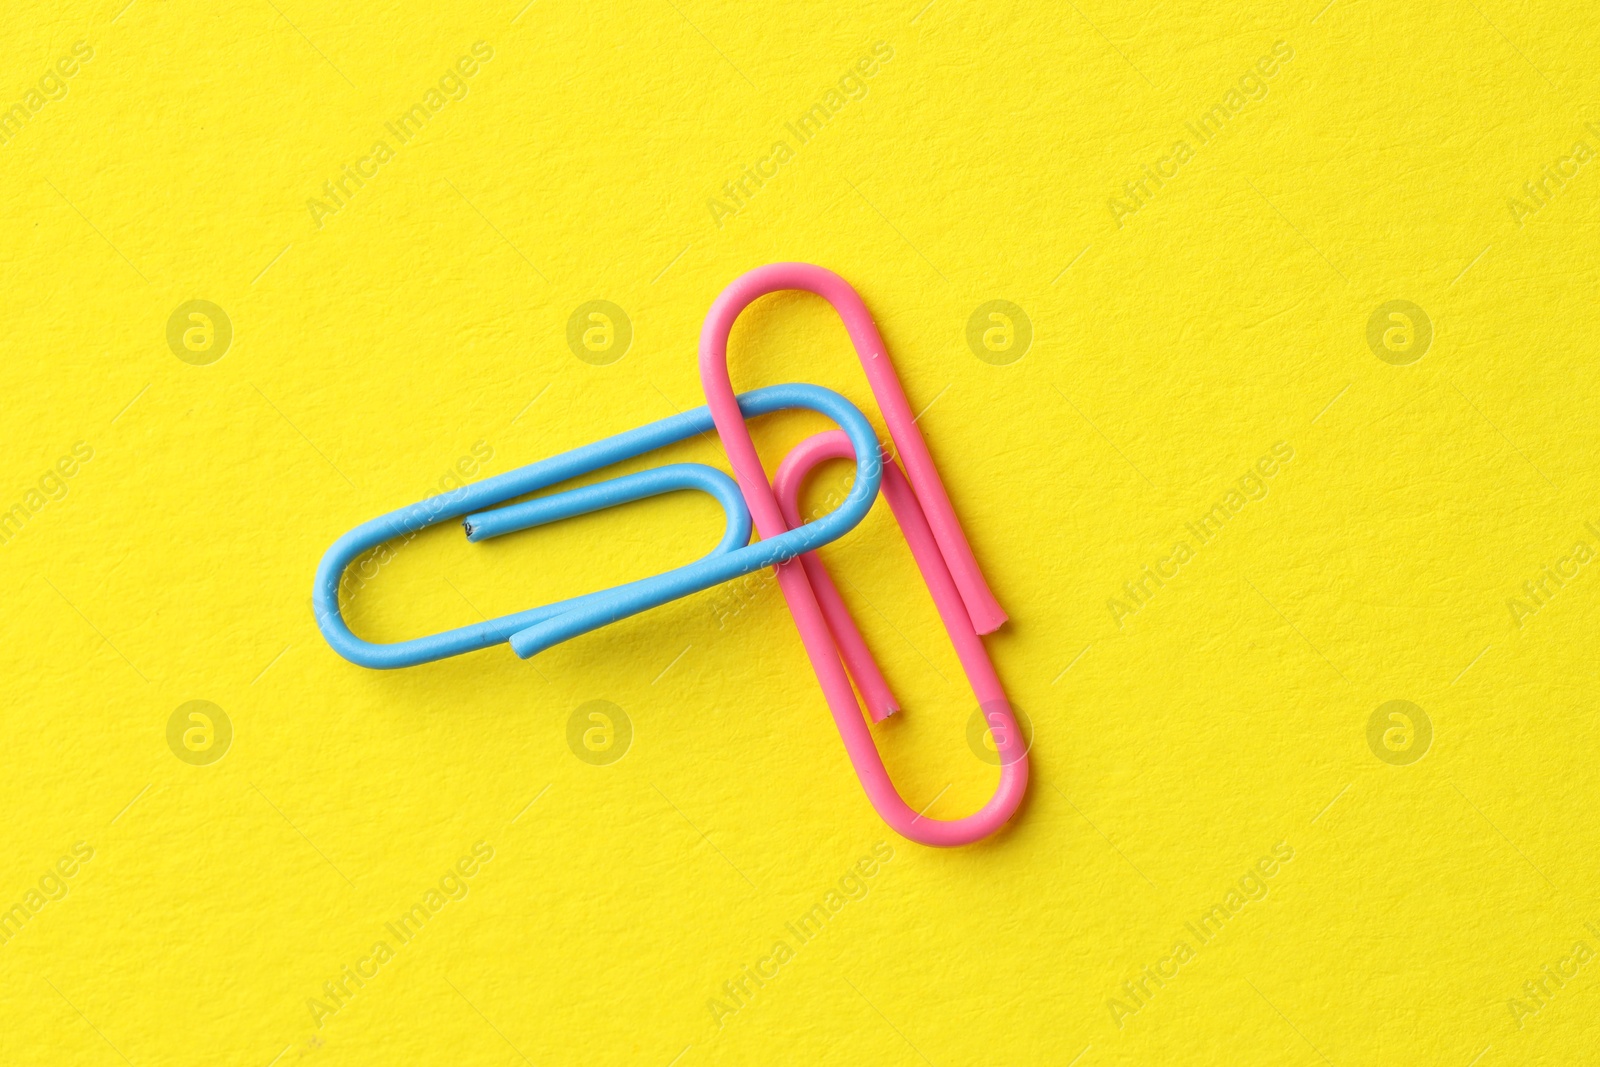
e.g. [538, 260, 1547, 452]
[313, 382, 882, 668]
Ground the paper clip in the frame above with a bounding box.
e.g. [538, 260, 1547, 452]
[314, 382, 881, 668]
[700, 263, 1028, 846]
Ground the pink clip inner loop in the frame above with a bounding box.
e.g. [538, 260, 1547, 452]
[699, 263, 1026, 846]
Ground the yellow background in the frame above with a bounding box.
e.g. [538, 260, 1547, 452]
[3, 0, 1599, 1063]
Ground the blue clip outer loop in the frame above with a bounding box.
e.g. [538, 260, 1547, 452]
[313, 382, 882, 668]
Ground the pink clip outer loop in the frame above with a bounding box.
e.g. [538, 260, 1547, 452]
[699, 263, 1026, 846]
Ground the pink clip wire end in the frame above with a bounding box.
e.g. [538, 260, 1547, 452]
[699, 263, 1027, 847]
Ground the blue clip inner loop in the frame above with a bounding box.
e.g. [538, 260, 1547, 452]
[313, 382, 882, 668]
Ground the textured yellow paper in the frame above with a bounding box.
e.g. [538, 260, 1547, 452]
[3, 1, 1598, 1063]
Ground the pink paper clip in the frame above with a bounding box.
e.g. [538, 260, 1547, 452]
[700, 263, 1028, 846]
